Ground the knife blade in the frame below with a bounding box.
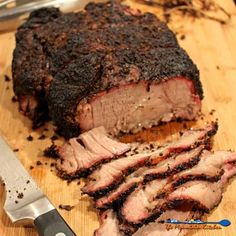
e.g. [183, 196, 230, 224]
[0, 136, 76, 236]
[0, 0, 88, 32]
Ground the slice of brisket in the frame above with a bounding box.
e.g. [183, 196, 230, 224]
[88, 127, 131, 156]
[121, 178, 168, 225]
[94, 210, 124, 236]
[12, 1, 203, 137]
[149, 121, 217, 165]
[81, 152, 151, 197]
[133, 204, 201, 236]
[120, 151, 236, 225]
[57, 126, 130, 178]
[167, 150, 236, 190]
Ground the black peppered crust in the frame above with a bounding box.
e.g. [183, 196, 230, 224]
[12, 1, 203, 137]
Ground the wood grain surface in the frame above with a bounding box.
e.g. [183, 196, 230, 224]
[0, 1, 236, 235]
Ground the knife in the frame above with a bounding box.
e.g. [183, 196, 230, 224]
[0, 0, 88, 32]
[0, 136, 76, 236]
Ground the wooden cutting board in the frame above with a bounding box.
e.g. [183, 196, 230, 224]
[1, 1, 236, 235]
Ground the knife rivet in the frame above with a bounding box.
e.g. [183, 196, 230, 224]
[55, 233, 66, 236]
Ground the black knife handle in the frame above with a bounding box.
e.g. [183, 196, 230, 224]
[34, 209, 76, 236]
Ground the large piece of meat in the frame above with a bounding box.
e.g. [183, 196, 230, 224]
[12, 1, 203, 138]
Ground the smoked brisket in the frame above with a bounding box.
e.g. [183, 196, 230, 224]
[12, 1, 203, 137]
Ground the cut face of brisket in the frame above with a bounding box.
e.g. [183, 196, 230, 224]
[12, 1, 203, 137]
[74, 78, 201, 136]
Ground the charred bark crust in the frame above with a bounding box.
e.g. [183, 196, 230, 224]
[12, 1, 203, 137]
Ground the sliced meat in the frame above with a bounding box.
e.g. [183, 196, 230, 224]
[95, 174, 142, 209]
[133, 204, 201, 236]
[56, 143, 78, 175]
[94, 205, 201, 236]
[88, 126, 130, 155]
[221, 162, 236, 184]
[167, 181, 223, 212]
[82, 153, 151, 197]
[94, 210, 124, 236]
[149, 121, 217, 164]
[121, 179, 168, 225]
[82, 123, 217, 196]
[56, 126, 130, 178]
[167, 161, 236, 212]
[13, 1, 203, 138]
[95, 168, 146, 209]
[57, 138, 100, 177]
[79, 132, 114, 157]
[180, 150, 236, 175]
[168, 150, 236, 189]
[120, 151, 236, 225]
[143, 146, 203, 181]
[95, 147, 203, 209]
[56, 122, 216, 179]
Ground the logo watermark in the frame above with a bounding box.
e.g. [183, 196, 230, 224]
[161, 219, 231, 230]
